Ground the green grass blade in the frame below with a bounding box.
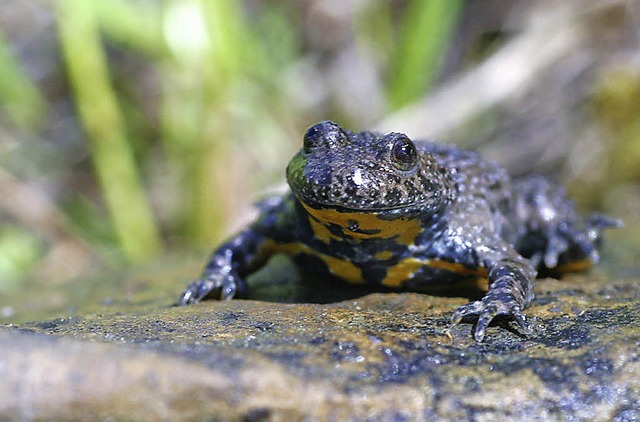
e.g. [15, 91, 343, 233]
[0, 30, 47, 130]
[160, 0, 297, 247]
[387, 0, 463, 110]
[57, 0, 162, 263]
[92, 0, 166, 56]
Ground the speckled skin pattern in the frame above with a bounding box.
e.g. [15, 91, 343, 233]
[180, 121, 619, 341]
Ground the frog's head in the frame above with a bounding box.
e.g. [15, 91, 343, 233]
[286, 121, 455, 227]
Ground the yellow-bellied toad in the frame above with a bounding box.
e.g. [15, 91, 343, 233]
[179, 121, 619, 341]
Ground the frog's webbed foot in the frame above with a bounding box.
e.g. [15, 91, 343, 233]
[528, 214, 621, 269]
[532, 222, 589, 269]
[179, 250, 247, 305]
[513, 176, 620, 270]
[451, 292, 530, 342]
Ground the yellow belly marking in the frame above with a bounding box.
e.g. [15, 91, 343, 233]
[381, 258, 487, 288]
[382, 257, 425, 288]
[375, 250, 394, 260]
[552, 259, 591, 273]
[426, 259, 487, 278]
[301, 203, 422, 245]
[307, 216, 341, 243]
[258, 239, 364, 284]
[318, 254, 364, 284]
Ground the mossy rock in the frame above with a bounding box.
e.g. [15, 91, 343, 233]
[1, 264, 639, 420]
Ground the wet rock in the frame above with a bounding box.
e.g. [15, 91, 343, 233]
[1, 271, 640, 420]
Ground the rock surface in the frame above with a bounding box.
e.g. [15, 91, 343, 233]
[1, 261, 640, 420]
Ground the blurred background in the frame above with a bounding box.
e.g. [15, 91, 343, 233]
[0, 0, 638, 319]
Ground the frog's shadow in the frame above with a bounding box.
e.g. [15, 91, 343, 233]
[245, 256, 487, 305]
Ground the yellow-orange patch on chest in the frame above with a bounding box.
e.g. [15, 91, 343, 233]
[301, 203, 423, 245]
[307, 216, 341, 243]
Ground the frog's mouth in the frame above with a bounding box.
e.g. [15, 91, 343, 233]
[299, 200, 424, 245]
[295, 193, 431, 218]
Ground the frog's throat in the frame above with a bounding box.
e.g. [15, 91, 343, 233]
[300, 202, 422, 245]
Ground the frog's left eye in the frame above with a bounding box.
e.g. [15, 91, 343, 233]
[390, 136, 418, 171]
[303, 121, 348, 153]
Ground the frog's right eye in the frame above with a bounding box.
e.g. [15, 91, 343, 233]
[303, 121, 348, 152]
[389, 135, 418, 171]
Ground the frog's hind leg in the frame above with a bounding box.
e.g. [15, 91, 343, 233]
[511, 175, 620, 272]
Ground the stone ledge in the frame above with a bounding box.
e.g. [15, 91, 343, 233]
[2, 276, 639, 420]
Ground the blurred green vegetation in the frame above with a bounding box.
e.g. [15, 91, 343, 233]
[0, 0, 637, 295]
[0, 32, 47, 130]
[387, 0, 462, 109]
[0, 0, 462, 287]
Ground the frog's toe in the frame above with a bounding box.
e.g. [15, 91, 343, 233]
[178, 271, 244, 305]
[586, 214, 622, 248]
[450, 300, 483, 326]
[451, 296, 530, 342]
[587, 214, 622, 236]
[542, 234, 570, 268]
[450, 300, 500, 342]
[179, 278, 212, 305]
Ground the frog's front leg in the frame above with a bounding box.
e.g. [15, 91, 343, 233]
[451, 244, 536, 342]
[179, 229, 271, 305]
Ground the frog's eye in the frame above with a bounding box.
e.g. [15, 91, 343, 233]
[390, 136, 418, 171]
[303, 121, 347, 153]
